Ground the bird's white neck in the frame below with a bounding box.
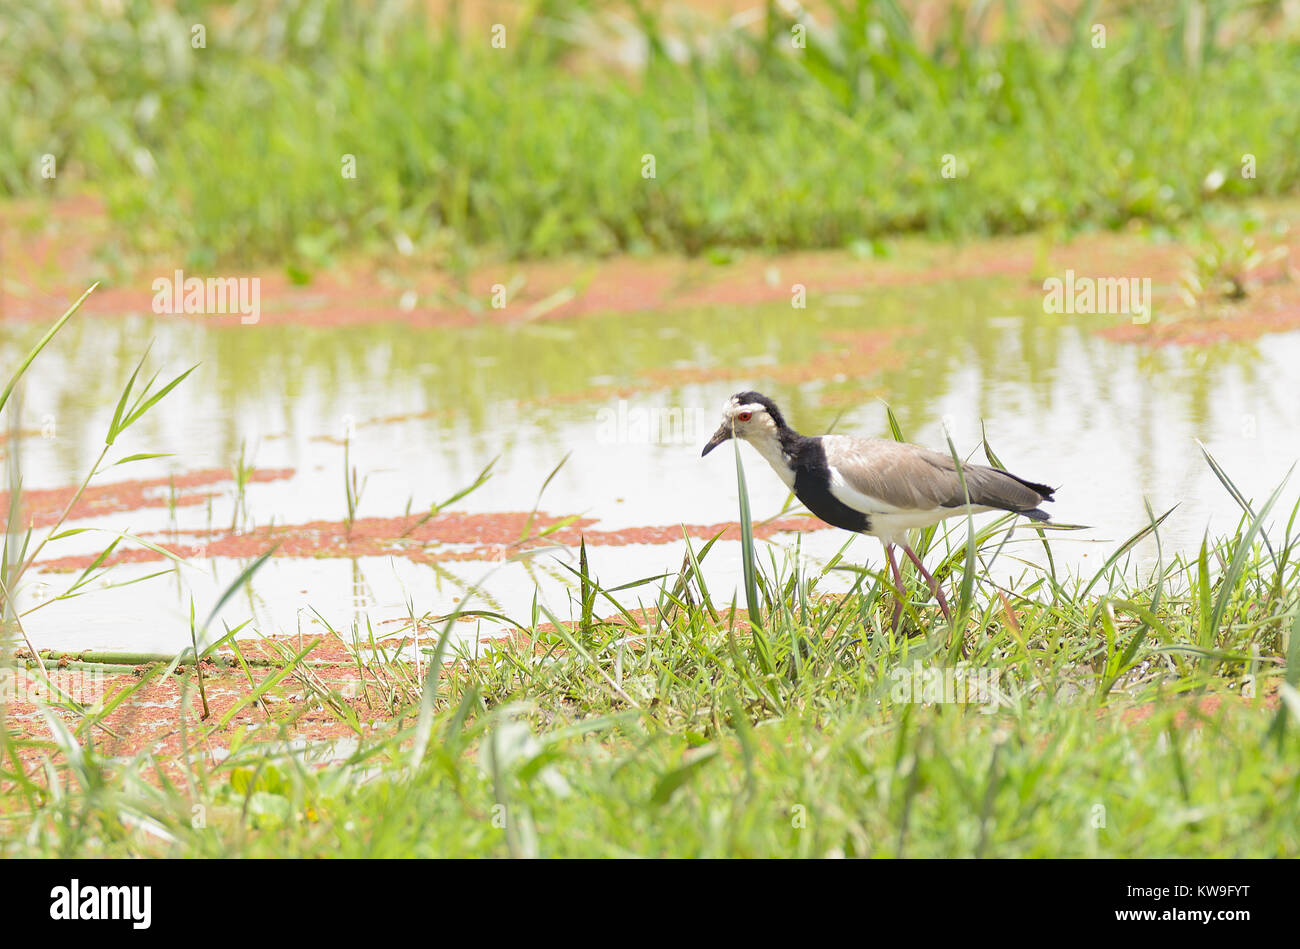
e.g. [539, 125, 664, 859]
[743, 431, 796, 488]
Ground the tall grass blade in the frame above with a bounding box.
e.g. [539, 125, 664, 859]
[732, 434, 762, 629]
[0, 283, 97, 416]
[1082, 505, 1178, 598]
[942, 428, 977, 649]
[1198, 439, 1280, 571]
[1201, 469, 1293, 659]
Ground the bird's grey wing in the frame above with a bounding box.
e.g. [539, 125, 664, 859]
[820, 436, 956, 512]
[820, 435, 1049, 514]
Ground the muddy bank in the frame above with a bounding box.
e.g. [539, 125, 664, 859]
[10, 195, 1298, 345]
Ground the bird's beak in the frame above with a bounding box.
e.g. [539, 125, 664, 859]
[701, 424, 731, 457]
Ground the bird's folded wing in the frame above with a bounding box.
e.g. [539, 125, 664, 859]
[820, 435, 1045, 514]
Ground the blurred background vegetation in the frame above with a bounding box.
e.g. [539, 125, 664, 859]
[3, 0, 1298, 275]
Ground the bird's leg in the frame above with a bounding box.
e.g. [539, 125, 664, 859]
[884, 543, 906, 631]
[901, 544, 952, 622]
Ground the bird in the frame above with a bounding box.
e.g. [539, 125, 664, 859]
[701, 391, 1055, 628]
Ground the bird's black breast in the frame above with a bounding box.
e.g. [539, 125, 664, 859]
[785, 435, 871, 534]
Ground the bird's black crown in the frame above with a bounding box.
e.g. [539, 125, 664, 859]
[732, 391, 789, 431]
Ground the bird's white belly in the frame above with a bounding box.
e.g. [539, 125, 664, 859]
[868, 507, 992, 545]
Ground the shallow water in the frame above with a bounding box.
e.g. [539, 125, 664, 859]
[7, 272, 1298, 652]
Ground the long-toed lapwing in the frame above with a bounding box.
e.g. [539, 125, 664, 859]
[701, 391, 1055, 628]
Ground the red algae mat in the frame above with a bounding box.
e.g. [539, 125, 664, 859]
[3, 652, 399, 784]
[37, 509, 835, 572]
[1, 604, 736, 780]
[9, 195, 1299, 346]
[0, 467, 294, 529]
[3, 206, 1040, 329]
[1097, 297, 1300, 346]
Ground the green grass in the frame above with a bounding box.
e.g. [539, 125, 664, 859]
[4, 502, 1298, 857]
[3, 369, 1298, 854]
[5, 0, 1300, 273]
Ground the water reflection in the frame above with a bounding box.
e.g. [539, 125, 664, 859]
[5, 274, 1297, 651]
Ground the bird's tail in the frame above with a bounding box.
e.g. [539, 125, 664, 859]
[1003, 472, 1056, 503]
[960, 466, 1057, 517]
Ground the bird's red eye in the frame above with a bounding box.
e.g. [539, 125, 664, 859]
[738, 411, 752, 421]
